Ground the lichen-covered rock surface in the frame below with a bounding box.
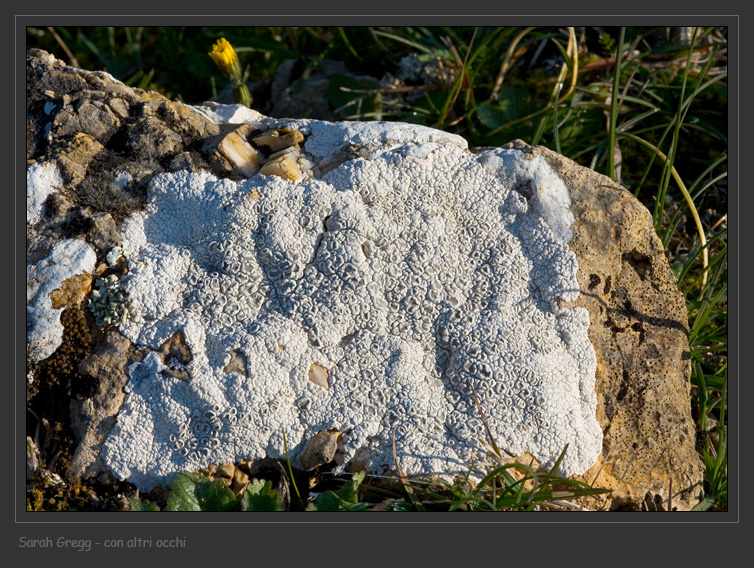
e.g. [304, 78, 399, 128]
[101, 119, 603, 492]
[25, 50, 703, 509]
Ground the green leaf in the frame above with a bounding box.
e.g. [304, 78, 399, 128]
[198, 479, 241, 511]
[166, 471, 239, 511]
[476, 89, 531, 130]
[129, 498, 159, 511]
[306, 472, 369, 511]
[416, 49, 453, 62]
[241, 479, 284, 511]
[166, 472, 204, 511]
[691, 495, 716, 511]
[335, 471, 366, 503]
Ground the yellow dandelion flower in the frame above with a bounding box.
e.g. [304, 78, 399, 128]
[209, 38, 242, 81]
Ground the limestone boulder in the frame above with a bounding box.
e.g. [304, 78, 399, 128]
[25, 49, 704, 509]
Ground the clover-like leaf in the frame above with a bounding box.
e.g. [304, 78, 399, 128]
[241, 479, 284, 511]
[166, 471, 239, 511]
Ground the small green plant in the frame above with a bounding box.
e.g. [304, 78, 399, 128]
[306, 472, 370, 511]
[382, 383, 612, 511]
[129, 498, 159, 511]
[165, 471, 239, 511]
[598, 32, 616, 56]
[130, 471, 285, 511]
[89, 274, 128, 327]
[241, 479, 285, 511]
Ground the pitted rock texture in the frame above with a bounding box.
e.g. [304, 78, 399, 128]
[530, 143, 704, 510]
[25, 50, 703, 509]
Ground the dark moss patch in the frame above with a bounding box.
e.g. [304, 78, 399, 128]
[59, 211, 95, 238]
[75, 168, 146, 224]
[27, 476, 136, 512]
[27, 309, 94, 485]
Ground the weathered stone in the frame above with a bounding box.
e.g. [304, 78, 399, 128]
[215, 462, 235, 479]
[27, 239, 97, 363]
[27, 436, 41, 482]
[159, 99, 221, 142]
[51, 99, 120, 141]
[300, 430, 344, 470]
[124, 116, 183, 160]
[201, 123, 261, 178]
[156, 330, 192, 381]
[49, 272, 93, 309]
[84, 211, 123, 254]
[527, 142, 704, 510]
[26, 49, 88, 102]
[68, 331, 132, 480]
[236, 459, 255, 475]
[258, 154, 302, 181]
[167, 150, 209, 173]
[107, 97, 130, 119]
[307, 363, 330, 391]
[43, 132, 104, 186]
[223, 349, 249, 377]
[25, 50, 704, 510]
[252, 129, 305, 154]
[231, 468, 250, 496]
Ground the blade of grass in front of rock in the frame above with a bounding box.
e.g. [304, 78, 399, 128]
[607, 27, 626, 182]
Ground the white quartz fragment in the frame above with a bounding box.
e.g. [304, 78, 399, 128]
[101, 116, 602, 491]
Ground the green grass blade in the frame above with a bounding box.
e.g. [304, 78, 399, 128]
[337, 27, 361, 60]
[549, 443, 569, 474]
[467, 378, 505, 462]
[621, 131, 708, 291]
[552, 86, 562, 153]
[676, 230, 726, 286]
[693, 359, 709, 430]
[688, 275, 727, 345]
[436, 27, 478, 128]
[391, 428, 426, 511]
[371, 29, 434, 54]
[281, 427, 302, 505]
[690, 171, 727, 203]
[654, 28, 697, 229]
[607, 27, 626, 181]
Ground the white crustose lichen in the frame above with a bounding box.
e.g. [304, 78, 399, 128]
[99, 114, 602, 492]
